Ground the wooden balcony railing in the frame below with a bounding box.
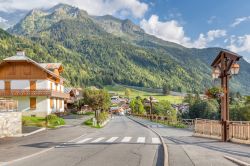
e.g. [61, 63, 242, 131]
[0, 89, 69, 99]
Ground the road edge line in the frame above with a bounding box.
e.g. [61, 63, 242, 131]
[224, 155, 250, 166]
[127, 116, 169, 166]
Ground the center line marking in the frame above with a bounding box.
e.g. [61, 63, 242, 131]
[121, 137, 132, 143]
[137, 137, 145, 143]
[106, 137, 119, 143]
[91, 137, 105, 143]
[77, 138, 92, 144]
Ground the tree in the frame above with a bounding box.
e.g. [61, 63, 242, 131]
[125, 88, 131, 98]
[153, 100, 176, 121]
[188, 99, 219, 119]
[162, 84, 170, 95]
[83, 89, 111, 122]
[129, 98, 146, 114]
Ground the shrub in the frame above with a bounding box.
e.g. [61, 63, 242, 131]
[97, 111, 109, 124]
[46, 114, 58, 121]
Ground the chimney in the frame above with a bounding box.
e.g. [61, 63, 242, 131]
[16, 50, 25, 56]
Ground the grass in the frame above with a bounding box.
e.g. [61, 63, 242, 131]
[22, 115, 65, 128]
[151, 119, 187, 128]
[83, 118, 102, 128]
[104, 84, 184, 104]
[82, 112, 95, 116]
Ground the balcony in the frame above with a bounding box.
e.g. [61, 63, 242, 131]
[0, 89, 69, 99]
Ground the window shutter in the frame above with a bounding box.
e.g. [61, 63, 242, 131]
[30, 98, 36, 110]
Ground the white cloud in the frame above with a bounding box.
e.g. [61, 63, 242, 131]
[0, 0, 148, 18]
[140, 15, 226, 48]
[0, 16, 7, 23]
[231, 16, 250, 27]
[227, 35, 250, 53]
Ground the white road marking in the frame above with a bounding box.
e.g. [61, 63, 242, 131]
[106, 137, 119, 143]
[121, 137, 132, 143]
[77, 138, 92, 144]
[152, 137, 161, 144]
[137, 137, 145, 143]
[91, 137, 105, 143]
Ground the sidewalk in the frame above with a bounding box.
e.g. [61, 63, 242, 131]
[129, 116, 250, 166]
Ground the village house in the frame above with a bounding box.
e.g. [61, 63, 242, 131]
[0, 51, 69, 117]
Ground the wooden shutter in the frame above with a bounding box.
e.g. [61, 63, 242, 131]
[5, 81, 10, 90]
[50, 98, 54, 109]
[30, 81, 36, 90]
[30, 98, 36, 110]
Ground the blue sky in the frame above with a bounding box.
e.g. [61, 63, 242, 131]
[1, 0, 250, 61]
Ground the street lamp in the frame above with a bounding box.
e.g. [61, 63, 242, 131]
[211, 50, 241, 142]
[230, 63, 240, 75]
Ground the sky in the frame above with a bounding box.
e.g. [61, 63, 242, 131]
[0, 0, 250, 61]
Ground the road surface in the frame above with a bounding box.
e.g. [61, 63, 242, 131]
[9, 116, 164, 166]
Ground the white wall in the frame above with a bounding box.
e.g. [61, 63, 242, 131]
[12, 96, 51, 116]
[0, 80, 4, 90]
[11, 80, 29, 89]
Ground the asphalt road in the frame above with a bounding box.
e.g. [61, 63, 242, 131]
[9, 116, 164, 166]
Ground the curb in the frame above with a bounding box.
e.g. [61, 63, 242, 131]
[224, 155, 250, 166]
[22, 128, 46, 137]
[127, 116, 169, 166]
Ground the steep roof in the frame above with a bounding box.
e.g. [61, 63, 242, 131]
[39, 63, 62, 70]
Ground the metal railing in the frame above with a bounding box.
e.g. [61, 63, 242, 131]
[0, 89, 69, 99]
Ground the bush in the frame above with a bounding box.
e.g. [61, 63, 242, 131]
[46, 114, 58, 121]
[97, 111, 109, 124]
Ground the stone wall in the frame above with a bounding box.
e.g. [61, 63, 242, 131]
[0, 112, 22, 137]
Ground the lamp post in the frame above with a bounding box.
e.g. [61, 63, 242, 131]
[211, 50, 241, 142]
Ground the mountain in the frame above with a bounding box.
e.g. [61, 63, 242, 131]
[5, 4, 250, 94]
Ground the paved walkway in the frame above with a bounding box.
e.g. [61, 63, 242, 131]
[130, 116, 250, 166]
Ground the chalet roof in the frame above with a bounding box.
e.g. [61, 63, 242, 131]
[39, 63, 62, 70]
[2, 54, 64, 81]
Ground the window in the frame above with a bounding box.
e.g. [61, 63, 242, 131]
[30, 98, 36, 110]
[50, 98, 54, 109]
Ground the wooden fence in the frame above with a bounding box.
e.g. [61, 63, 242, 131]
[194, 119, 222, 139]
[194, 119, 250, 144]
